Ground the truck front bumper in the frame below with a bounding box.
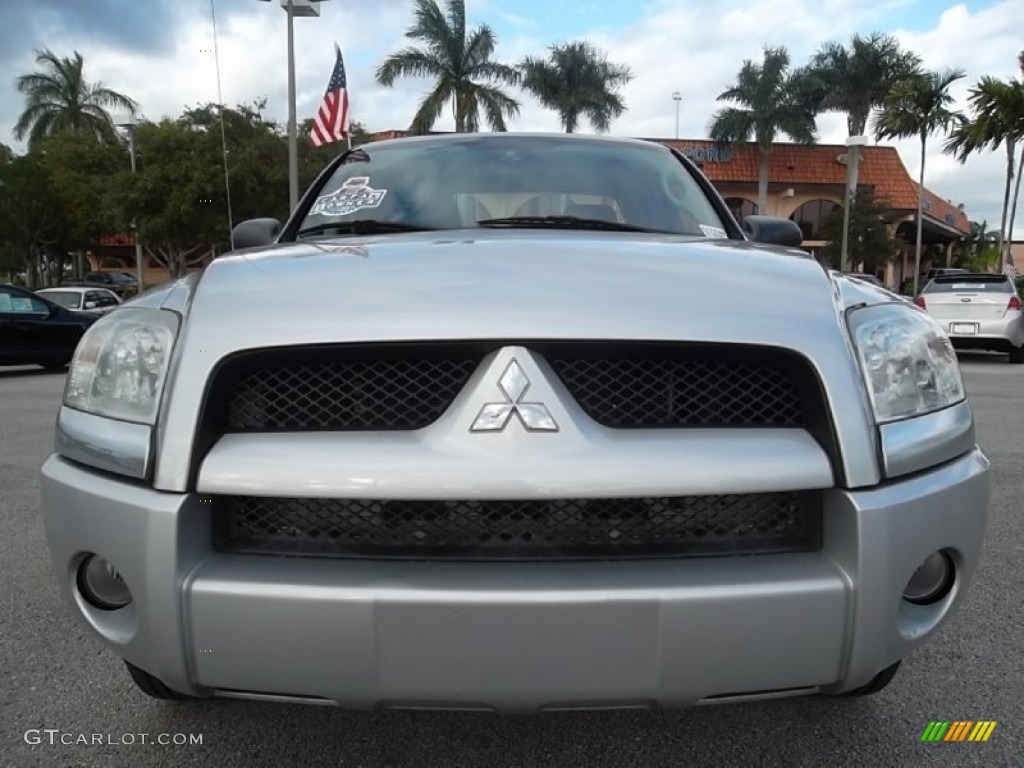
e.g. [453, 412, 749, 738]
[40, 448, 990, 713]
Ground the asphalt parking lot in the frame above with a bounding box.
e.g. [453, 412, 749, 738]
[2, 354, 1022, 767]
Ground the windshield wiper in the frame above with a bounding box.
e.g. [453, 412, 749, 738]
[475, 215, 665, 233]
[295, 220, 436, 238]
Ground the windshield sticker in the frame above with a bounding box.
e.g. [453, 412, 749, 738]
[310, 177, 387, 217]
[699, 224, 728, 239]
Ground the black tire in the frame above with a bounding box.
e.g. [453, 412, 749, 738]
[124, 661, 196, 701]
[1008, 346, 1024, 364]
[840, 661, 901, 697]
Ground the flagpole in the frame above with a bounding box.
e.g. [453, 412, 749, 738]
[286, 0, 298, 212]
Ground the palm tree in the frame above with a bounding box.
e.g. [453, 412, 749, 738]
[708, 46, 818, 213]
[874, 68, 965, 294]
[13, 49, 138, 149]
[375, 0, 520, 133]
[804, 33, 922, 136]
[520, 41, 632, 133]
[944, 76, 1024, 261]
[1008, 50, 1024, 254]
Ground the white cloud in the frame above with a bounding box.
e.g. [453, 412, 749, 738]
[4, 0, 1022, 231]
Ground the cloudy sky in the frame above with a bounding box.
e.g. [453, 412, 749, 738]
[2, 0, 1022, 229]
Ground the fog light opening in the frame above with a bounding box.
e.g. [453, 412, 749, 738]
[77, 554, 132, 611]
[902, 550, 955, 606]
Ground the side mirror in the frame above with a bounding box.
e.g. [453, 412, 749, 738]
[741, 215, 805, 248]
[84, 301, 98, 309]
[231, 218, 282, 251]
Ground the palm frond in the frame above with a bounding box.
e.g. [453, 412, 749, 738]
[376, 48, 445, 85]
[409, 80, 453, 134]
[474, 82, 520, 131]
[708, 107, 754, 145]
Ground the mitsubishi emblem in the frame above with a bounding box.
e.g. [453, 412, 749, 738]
[470, 359, 559, 433]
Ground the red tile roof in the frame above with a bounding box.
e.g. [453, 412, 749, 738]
[661, 139, 970, 234]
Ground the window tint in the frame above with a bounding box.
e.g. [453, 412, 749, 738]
[297, 136, 729, 238]
[38, 291, 82, 309]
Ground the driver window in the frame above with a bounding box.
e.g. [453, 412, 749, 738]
[0, 289, 49, 315]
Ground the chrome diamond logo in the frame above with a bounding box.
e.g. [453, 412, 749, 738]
[470, 359, 558, 433]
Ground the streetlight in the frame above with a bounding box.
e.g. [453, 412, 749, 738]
[257, 0, 330, 213]
[114, 114, 146, 290]
[839, 135, 868, 273]
[672, 92, 681, 139]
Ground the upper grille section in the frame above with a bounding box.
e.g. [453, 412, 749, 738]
[204, 344, 483, 433]
[227, 358, 478, 430]
[199, 341, 824, 438]
[548, 351, 804, 428]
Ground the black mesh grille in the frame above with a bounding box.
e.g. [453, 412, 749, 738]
[548, 354, 804, 428]
[212, 492, 821, 560]
[223, 356, 479, 431]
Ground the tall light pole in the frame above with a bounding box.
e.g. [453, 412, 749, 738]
[115, 115, 146, 289]
[839, 135, 868, 273]
[672, 92, 681, 139]
[257, 0, 329, 213]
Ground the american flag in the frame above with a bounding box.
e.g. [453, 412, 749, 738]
[310, 44, 350, 147]
[1002, 257, 1019, 281]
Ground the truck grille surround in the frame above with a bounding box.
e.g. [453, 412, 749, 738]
[196, 341, 836, 561]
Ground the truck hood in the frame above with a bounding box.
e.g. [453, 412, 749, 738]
[177, 229, 846, 349]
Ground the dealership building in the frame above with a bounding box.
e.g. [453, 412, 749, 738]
[87, 133, 981, 289]
[660, 138, 972, 288]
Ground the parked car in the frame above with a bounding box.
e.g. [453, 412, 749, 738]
[40, 133, 989, 713]
[63, 271, 137, 296]
[0, 283, 99, 369]
[915, 272, 1024, 363]
[36, 286, 122, 315]
[924, 267, 968, 281]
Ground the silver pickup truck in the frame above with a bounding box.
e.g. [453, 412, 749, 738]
[40, 133, 989, 713]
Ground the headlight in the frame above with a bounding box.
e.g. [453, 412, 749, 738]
[847, 303, 964, 423]
[64, 308, 180, 425]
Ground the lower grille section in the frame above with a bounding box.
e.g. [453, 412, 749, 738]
[212, 492, 822, 560]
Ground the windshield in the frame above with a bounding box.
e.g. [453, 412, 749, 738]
[39, 291, 81, 309]
[295, 136, 730, 238]
[924, 276, 1013, 293]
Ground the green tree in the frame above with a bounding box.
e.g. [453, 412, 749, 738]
[520, 41, 632, 133]
[820, 190, 902, 272]
[35, 131, 127, 268]
[375, 0, 520, 133]
[944, 76, 1024, 260]
[951, 220, 998, 270]
[708, 46, 817, 212]
[874, 68, 965, 294]
[0, 153, 68, 288]
[13, 49, 138, 149]
[803, 33, 922, 136]
[109, 118, 226, 278]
